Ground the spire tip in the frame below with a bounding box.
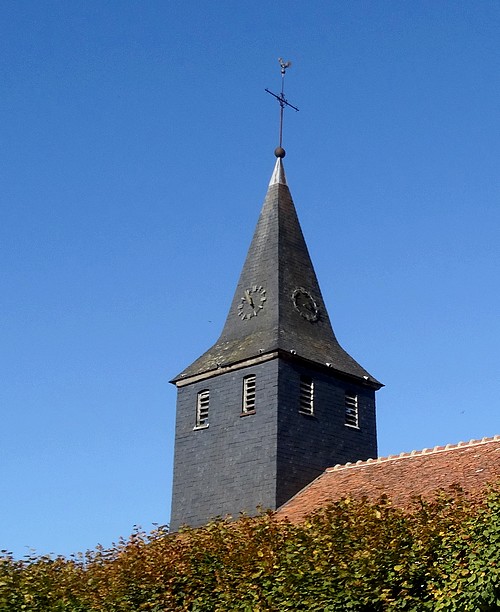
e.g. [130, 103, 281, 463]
[269, 156, 287, 186]
[274, 146, 286, 158]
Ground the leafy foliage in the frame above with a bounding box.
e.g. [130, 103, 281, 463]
[1, 485, 499, 611]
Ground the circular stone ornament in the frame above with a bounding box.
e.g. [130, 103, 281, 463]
[292, 288, 319, 322]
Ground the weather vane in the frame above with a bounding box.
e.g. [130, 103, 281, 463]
[265, 58, 299, 157]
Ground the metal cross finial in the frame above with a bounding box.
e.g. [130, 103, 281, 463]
[265, 57, 299, 155]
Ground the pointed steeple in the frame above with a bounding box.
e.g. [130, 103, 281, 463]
[173, 156, 380, 389]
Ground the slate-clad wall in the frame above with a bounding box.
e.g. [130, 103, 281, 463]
[170, 359, 280, 531]
[276, 360, 377, 508]
[171, 355, 377, 531]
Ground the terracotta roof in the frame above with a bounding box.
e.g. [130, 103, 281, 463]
[276, 436, 500, 522]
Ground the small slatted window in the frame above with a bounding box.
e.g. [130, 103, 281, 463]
[242, 375, 256, 413]
[345, 392, 358, 427]
[299, 376, 314, 415]
[195, 390, 210, 428]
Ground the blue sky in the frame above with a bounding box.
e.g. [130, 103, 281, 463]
[1, 1, 499, 559]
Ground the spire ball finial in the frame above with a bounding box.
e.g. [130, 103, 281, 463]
[274, 146, 286, 158]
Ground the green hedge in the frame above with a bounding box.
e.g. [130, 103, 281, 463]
[1, 485, 499, 611]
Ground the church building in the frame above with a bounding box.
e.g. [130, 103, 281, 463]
[170, 147, 382, 531]
[169, 59, 498, 530]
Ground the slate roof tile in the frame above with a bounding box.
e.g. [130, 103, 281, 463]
[173, 157, 380, 387]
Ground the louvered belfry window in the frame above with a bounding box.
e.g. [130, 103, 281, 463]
[196, 390, 210, 427]
[242, 375, 256, 413]
[345, 392, 359, 427]
[299, 376, 314, 415]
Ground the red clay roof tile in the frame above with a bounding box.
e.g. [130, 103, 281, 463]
[276, 436, 500, 522]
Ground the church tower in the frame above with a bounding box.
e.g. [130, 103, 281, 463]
[170, 151, 382, 531]
[170, 64, 382, 531]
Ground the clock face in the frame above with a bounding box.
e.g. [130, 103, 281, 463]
[292, 288, 319, 322]
[238, 285, 267, 320]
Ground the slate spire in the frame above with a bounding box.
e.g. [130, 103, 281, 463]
[173, 155, 380, 389]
